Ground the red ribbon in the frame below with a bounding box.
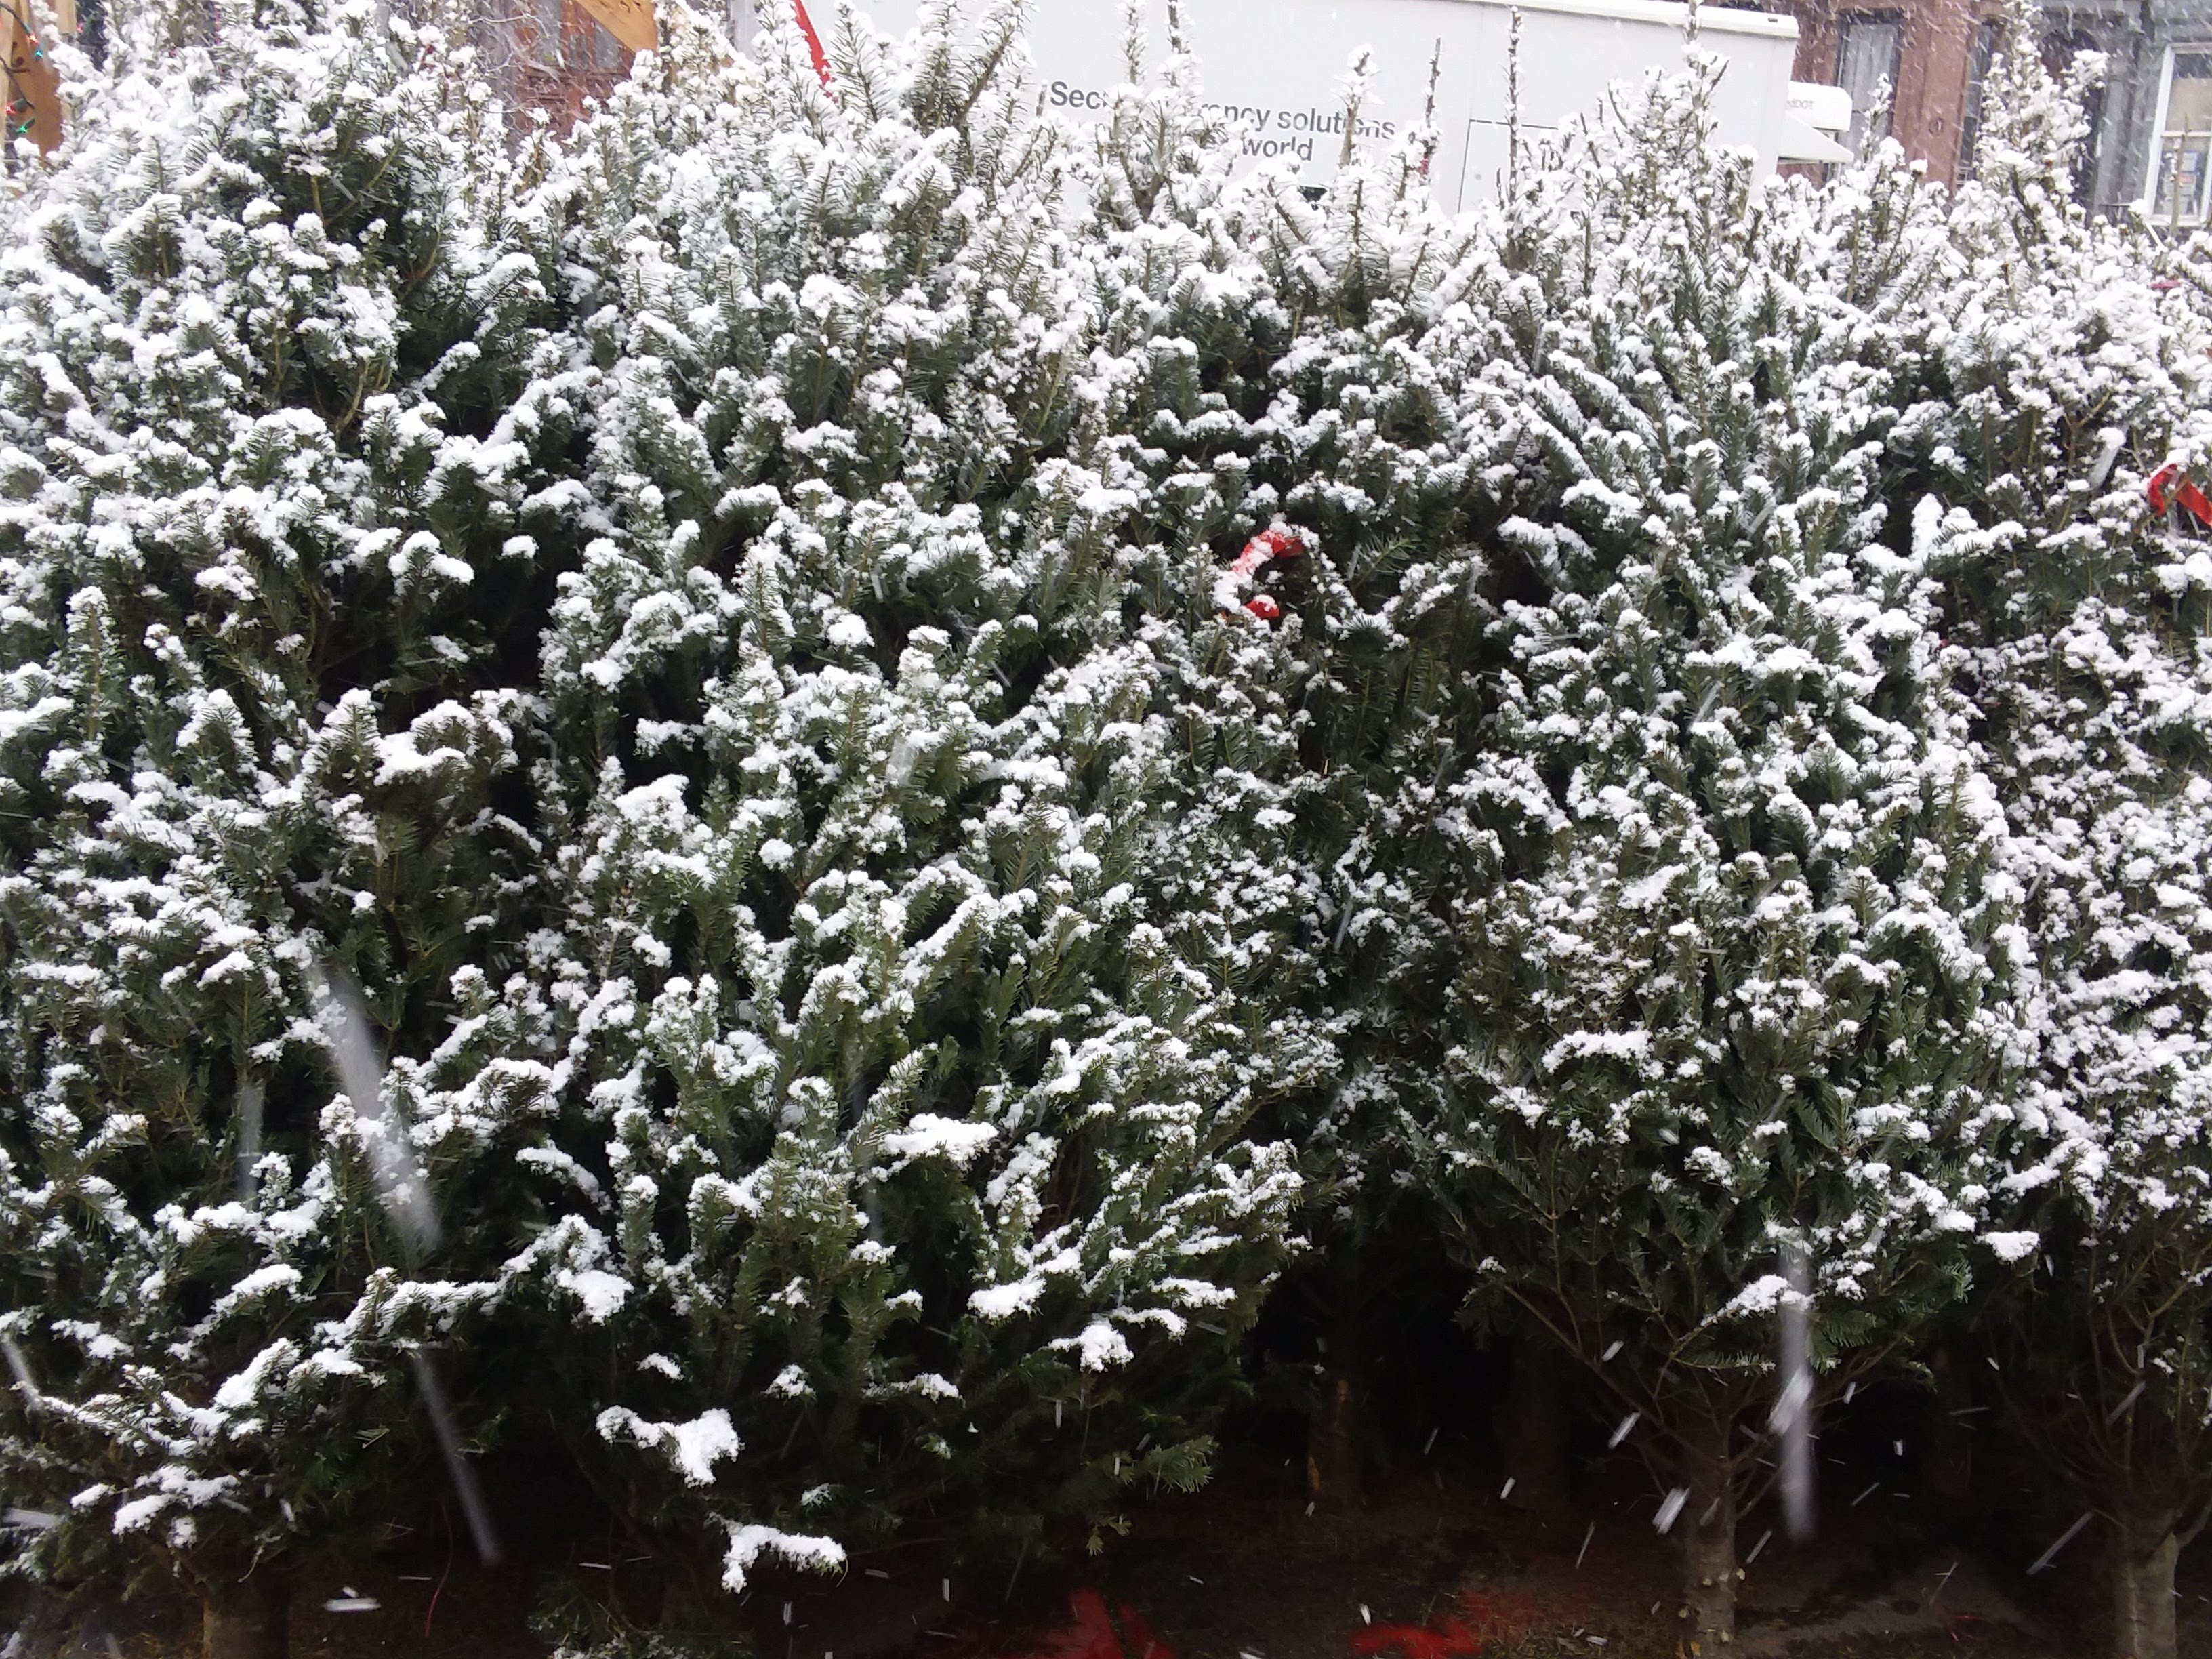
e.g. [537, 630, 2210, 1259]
[2148, 462, 2212, 529]
[790, 0, 832, 85]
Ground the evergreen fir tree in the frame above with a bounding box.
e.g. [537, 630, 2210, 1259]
[1067, 11, 1503, 1513]
[476, 3, 1327, 1604]
[12, 3, 2211, 1655]
[1908, 32, 2212, 1659]
[1391, 64, 2030, 1649]
[0, 2, 566, 1651]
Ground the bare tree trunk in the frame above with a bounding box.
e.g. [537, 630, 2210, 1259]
[202, 1572, 288, 1659]
[1923, 1346, 1975, 1515]
[2111, 1513, 2179, 1659]
[1498, 1330, 1569, 1515]
[1678, 1408, 1738, 1652]
[1306, 1356, 1362, 1509]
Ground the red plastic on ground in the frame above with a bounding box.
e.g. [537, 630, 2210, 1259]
[1349, 1590, 1545, 1659]
[946, 1589, 1175, 1659]
[937, 1582, 1544, 1659]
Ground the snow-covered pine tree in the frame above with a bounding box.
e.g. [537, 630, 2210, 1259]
[478, 2, 1325, 1607]
[1393, 64, 2030, 1648]
[1177, 54, 1522, 1512]
[1905, 31, 2212, 1659]
[0, 2, 567, 1652]
[1061, 11, 1513, 1514]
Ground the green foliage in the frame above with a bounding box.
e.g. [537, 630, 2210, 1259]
[472, 4, 1330, 1592]
[1906, 27, 2212, 1563]
[1374, 62, 2024, 1530]
[0, 0, 565, 1603]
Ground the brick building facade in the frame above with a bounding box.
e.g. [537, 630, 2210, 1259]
[1784, 0, 2212, 224]
[473, 0, 637, 133]
[1782, 0, 2007, 189]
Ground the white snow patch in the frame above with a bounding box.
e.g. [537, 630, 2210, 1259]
[1076, 1319, 1134, 1372]
[597, 1407, 743, 1487]
[970, 1276, 1046, 1320]
[721, 1523, 846, 1593]
[882, 1115, 996, 1168]
[558, 1268, 632, 1322]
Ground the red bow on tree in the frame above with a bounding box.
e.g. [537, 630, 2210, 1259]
[2148, 462, 2212, 530]
[1221, 523, 1307, 621]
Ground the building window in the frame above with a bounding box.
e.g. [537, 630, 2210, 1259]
[1836, 14, 1904, 157]
[2152, 50, 2212, 225]
[1957, 20, 2001, 182]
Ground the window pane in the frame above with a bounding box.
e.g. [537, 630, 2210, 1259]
[1837, 16, 1904, 157]
[535, 0, 563, 66]
[2167, 54, 2212, 132]
[1958, 20, 2001, 182]
[2156, 136, 2212, 221]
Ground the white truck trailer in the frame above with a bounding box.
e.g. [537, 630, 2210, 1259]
[753, 0, 1851, 211]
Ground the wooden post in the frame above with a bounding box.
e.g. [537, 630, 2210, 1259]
[3, 0, 73, 155]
